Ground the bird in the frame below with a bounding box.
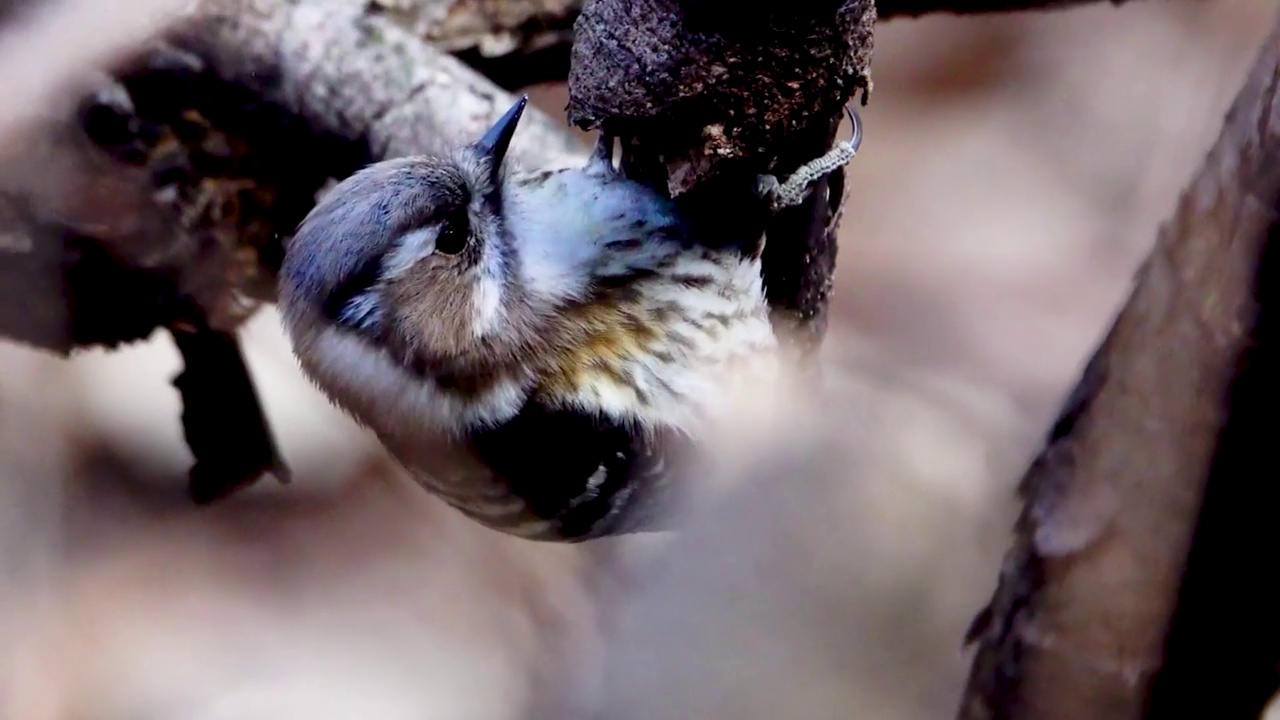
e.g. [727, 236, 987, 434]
[277, 95, 857, 542]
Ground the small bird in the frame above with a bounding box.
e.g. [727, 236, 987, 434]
[278, 95, 856, 541]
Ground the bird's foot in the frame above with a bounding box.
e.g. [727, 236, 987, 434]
[587, 130, 620, 178]
[756, 104, 862, 211]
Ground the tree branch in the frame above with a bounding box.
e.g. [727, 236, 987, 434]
[0, 0, 587, 505]
[0, 0, 588, 353]
[958, 15, 1280, 720]
[367, 0, 580, 55]
[368, 0, 580, 89]
[0, 0, 1210, 513]
[568, 0, 875, 353]
[389, 0, 1162, 92]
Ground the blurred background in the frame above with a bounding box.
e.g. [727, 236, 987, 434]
[0, 0, 1276, 717]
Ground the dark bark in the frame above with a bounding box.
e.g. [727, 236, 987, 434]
[0, 0, 1171, 352]
[958, 17, 1280, 720]
[171, 309, 292, 505]
[567, 0, 874, 351]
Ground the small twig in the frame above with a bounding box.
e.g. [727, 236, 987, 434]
[170, 306, 291, 505]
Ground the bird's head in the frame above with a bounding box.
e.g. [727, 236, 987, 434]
[279, 96, 537, 380]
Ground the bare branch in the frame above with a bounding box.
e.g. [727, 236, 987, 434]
[180, 0, 585, 164]
[959, 16, 1280, 720]
[366, 0, 579, 56]
[0, 0, 587, 505]
[0, 0, 588, 353]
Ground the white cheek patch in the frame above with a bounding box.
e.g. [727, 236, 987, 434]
[375, 199, 513, 341]
[471, 273, 505, 338]
[470, 211, 509, 339]
[381, 226, 438, 280]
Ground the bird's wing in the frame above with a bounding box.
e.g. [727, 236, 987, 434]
[467, 396, 689, 540]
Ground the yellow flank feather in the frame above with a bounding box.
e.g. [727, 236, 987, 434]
[539, 300, 655, 399]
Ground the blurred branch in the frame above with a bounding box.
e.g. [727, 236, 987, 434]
[0, 0, 1177, 355]
[177, 0, 586, 164]
[0, 0, 587, 350]
[0, 0, 585, 505]
[366, 0, 579, 55]
[367, 0, 581, 89]
[564, 0, 1151, 353]
[399, 0, 1158, 90]
[959, 16, 1280, 720]
[0, 0, 184, 141]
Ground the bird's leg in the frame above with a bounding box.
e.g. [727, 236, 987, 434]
[587, 129, 619, 177]
[756, 104, 862, 211]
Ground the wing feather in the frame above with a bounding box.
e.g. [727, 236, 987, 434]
[468, 396, 686, 539]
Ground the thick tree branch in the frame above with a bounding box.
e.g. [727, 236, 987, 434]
[0, 0, 587, 354]
[0, 0, 1172, 355]
[958, 16, 1280, 720]
[367, 0, 579, 55]
[0, 0, 586, 505]
[563, 0, 1150, 353]
[0, 0, 1202, 509]
[395, 0, 1158, 91]
[568, 0, 874, 353]
[368, 0, 580, 89]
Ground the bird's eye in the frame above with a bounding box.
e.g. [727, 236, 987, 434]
[436, 213, 471, 255]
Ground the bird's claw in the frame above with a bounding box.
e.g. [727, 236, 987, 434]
[843, 103, 862, 156]
[757, 104, 862, 211]
[588, 130, 619, 177]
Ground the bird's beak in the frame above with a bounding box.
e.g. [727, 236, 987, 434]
[475, 95, 528, 180]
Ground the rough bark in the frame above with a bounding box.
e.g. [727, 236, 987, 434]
[379, 0, 1158, 93]
[0, 0, 1212, 507]
[957, 17, 1280, 720]
[367, 0, 580, 88]
[0, 0, 587, 504]
[0, 0, 1172, 353]
[1, 0, 588, 351]
[564, 0, 1148, 354]
[366, 0, 579, 55]
[567, 0, 875, 353]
